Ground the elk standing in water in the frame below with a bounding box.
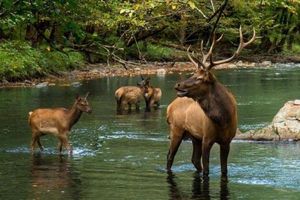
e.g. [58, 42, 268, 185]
[28, 93, 92, 154]
[139, 77, 162, 111]
[115, 84, 145, 112]
[166, 27, 255, 176]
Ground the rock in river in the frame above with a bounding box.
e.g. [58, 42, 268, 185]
[236, 100, 300, 141]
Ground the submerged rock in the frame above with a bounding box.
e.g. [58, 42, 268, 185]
[236, 100, 300, 141]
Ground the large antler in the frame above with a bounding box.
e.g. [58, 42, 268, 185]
[187, 34, 223, 69]
[187, 26, 256, 70]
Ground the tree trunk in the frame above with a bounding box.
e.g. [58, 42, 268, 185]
[25, 25, 38, 46]
[259, 30, 272, 51]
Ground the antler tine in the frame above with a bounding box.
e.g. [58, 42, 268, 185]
[187, 45, 197, 67]
[204, 32, 225, 69]
[209, 26, 256, 69]
[200, 40, 205, 58]
[204, 33, 216, 66]
[237, 26, 256, 53]
[187, 45, 205, 69]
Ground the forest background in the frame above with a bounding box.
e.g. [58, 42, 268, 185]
[0, 0, 300, 81]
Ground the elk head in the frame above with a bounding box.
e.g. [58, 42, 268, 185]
[137, 76, 150, 88]
[175, 26, 256, 100]
[75, 92, 92, 113]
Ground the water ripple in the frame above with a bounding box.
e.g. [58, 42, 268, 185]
[3, 146, 96, 157]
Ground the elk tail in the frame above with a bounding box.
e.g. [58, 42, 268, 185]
[28, 111, 33, 124]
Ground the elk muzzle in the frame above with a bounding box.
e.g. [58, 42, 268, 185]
[175, 77, 200, 98]
[175, 82, 188, 97]
[85, 107, 92, 114]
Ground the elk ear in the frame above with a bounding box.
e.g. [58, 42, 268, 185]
[76, 94, 81, 101]
[145, 77, 150, 85]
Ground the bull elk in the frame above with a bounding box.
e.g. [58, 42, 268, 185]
[166, 27, 255, 176]
[139, 77, 162, 111]
[28, 93, 92, 154]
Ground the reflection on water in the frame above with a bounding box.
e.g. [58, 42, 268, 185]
[167, 172, 229, 200]
[30, 154, 82, 199]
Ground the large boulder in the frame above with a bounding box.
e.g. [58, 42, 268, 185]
[236, 100, 300, 141]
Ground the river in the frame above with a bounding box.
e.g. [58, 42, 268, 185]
[0, 64, 300, 199]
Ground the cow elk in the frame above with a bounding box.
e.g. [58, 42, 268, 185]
[115, 84, 145, 112]
[28, 93, 92, 154]
[139, 77, 162, 111]
[166, 27, 255, 176]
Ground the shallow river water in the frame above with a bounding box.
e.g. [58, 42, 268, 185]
[0, 64, 300, 199]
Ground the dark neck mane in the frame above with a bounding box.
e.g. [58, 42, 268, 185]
[197, 82, 234, 127]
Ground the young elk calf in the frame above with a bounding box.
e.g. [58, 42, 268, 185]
[28, 93, 92, 154]
[166, 27, 255, 177]
[139, 77, 162, 111]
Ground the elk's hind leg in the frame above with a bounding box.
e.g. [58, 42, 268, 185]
[135, 101, 140, 111]
[31, 131, 43, 152]
[166, 126, 184, 171]
[116, 101, 122, 112]
[31, 135, 38, 152]
[191, 137, 202, 172]
[154, 101, 160, 109]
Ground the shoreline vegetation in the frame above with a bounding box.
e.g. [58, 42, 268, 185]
[1, 1, 300, 86]
[2, 0, 300, 88]
[1, 53, 300, 88]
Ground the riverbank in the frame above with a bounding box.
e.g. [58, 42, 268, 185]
[1, 53, 300, 88]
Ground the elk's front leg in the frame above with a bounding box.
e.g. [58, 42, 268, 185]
[58, 134, 72, 155]
[220, 143, 230, 176]
[191, 137, 202, 172]
[166, 127, 184, 172]
[202, 139, 213, 176]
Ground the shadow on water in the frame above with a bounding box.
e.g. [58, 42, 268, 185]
[167, 172, 229, 200]
[30, 153, 82, 199]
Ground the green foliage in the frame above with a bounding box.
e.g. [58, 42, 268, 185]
[143, 44, 173, 61]
[1, 0, 300, 81]
[0, 41, 84, 81]
[283, 43, 300, 54]
[0, 41, 42, 80]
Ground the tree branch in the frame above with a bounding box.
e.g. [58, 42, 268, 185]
[207, 0, 227, 22]
[126, 26, 167, 47]
[206, 0, 228, 47]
